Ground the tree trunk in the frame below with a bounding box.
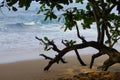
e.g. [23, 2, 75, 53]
[97, 48, 120, 71]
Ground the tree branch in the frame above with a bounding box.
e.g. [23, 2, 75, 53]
[108, 4, 117, 13]
[40, 54, 53, 60]
[88, 0, 101, 17]
[91, 5, 101, 43]
[75, 23, 87, 43]
[35, 36, 61, 52]
[44, 41, 102, 71]
[105, 26, 112, 47]
[36, 36, 67, 63]
[62, 40, 86, 66]
[111, 37, 120, 47]
[88, 0, 102, 43]
[40, 54, 67, 63]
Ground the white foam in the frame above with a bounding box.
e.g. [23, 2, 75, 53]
[23, 21, 35, 26]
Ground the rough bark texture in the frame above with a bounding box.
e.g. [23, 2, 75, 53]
[36, 36, 86, 67]
[43, 41, 120, 71]
[97, 48, 120, 71]
[36, 35, 120, 71]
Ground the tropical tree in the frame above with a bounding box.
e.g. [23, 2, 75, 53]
[1, 0, 120, 71]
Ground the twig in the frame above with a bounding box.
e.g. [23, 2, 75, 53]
[75, 23, 87, 43]
[40, 54, 53, 60]
[36, 36, 67, 63]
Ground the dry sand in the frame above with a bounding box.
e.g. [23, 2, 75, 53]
[0, 54, 120, 80]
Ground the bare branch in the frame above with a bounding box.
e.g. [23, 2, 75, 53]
[35, 36, 47, 45]
[111, 37, 120, 47]
[40, 54, 53, 60]
[36, 36, 67, 64]
[62, 40, 86, 66]
[89, 0, 101, 43]
[40, 54, 67, 63]
[35, 36, 61, 52]
[105, 25, 112, 47]
[44, 41, 102, 71]
[75, 23, 87, 43]
[108, 4, 116, 13]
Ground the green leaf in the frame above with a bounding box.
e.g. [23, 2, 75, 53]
[44, 46, 48, 50]
[52, 13, 57, 19]
[69, 0, 73, 3]
[58, 17, 61, 22]
[44, 15, 49, 21]
[72, 41, 76, 44]
[12, 6, 17, 11]
[86, 3, 91, 10]
[7, 0, 18, 6]
[105, 40, 109, 44]
[25, 0, 32, 10]
[46, 47, 52, 51]
[76, 0, 83, 4]
[56, 4, 63, 10]
[44, 37, 49, 41]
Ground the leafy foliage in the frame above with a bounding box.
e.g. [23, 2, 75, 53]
[1, 0, 120, 47]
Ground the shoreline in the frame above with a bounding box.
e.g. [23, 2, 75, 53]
[0, 54, 120, 80]
[0, 46, 98, 64]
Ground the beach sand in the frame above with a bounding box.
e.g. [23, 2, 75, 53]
[0, 54, 120, 80]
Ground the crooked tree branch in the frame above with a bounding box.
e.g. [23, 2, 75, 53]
[89, 0, 101, 43]
[35, 36, 61, 52]
[44, 41, 120, 71]
[40, 54, 67, 63]
[40, 54, 53, 60]
[36, 36, 67, 63]
[75, 23, 87, 43]
[62, 40, 86, 66]
[35, 36, 47, 45]
[44, 41, 101, 71]
[111, 37, 120, 47]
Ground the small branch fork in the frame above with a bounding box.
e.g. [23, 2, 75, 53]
[36, 36, 86, 65]
[35, 36, 67, 63]
[62, 40, 86, 66]
[75, 22, 87, 43]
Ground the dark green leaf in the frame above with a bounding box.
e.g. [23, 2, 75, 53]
[44, 37, 49, 41]
[12, 6, 17, 11]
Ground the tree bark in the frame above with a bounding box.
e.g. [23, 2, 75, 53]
[43, 41, 120, 71]
[74, 50, 86, 66]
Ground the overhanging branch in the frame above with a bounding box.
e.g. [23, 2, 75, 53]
[44, 41, 102, 70]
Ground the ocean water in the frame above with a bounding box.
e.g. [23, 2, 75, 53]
[0, 2, 119, 64]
